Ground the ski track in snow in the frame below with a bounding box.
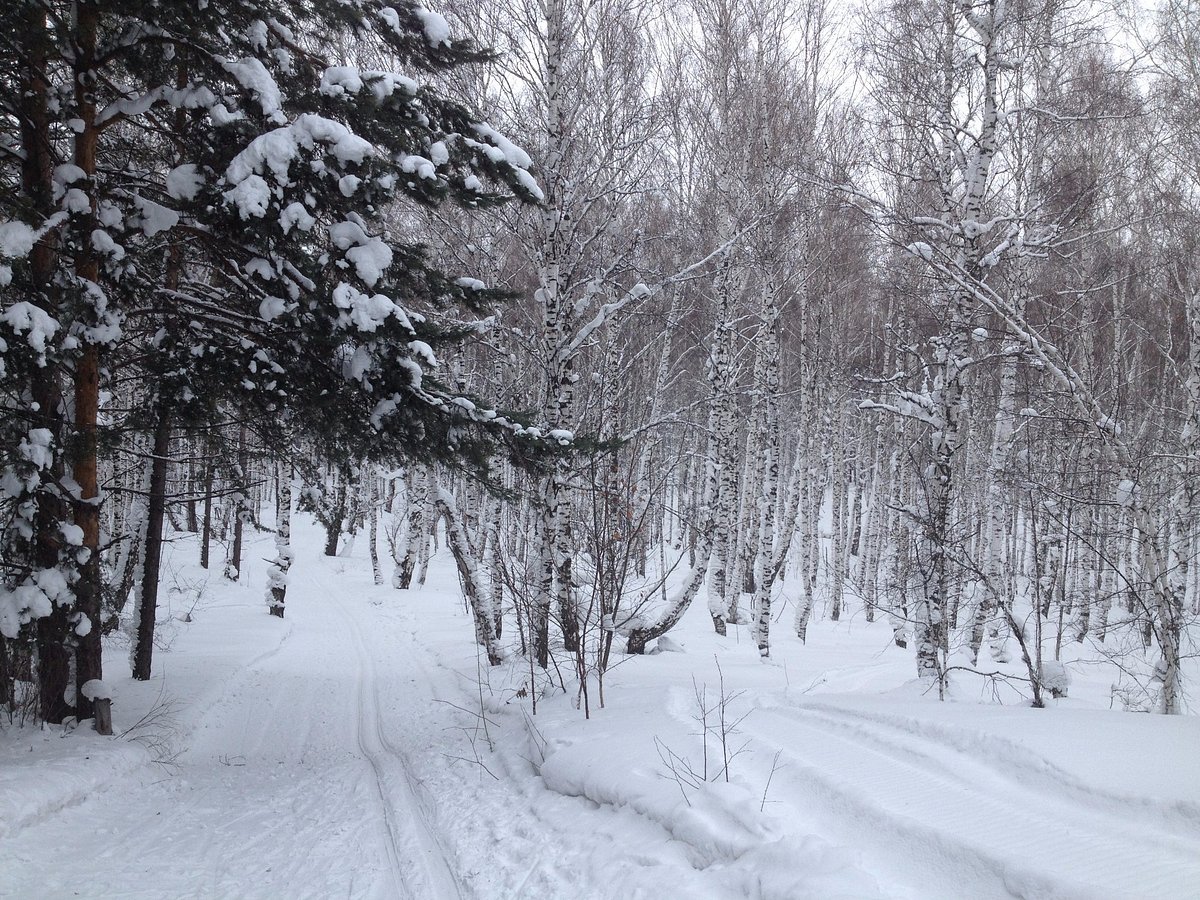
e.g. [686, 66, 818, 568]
[322, 567, 465, 900]
[735, 699, 1200, 900]
[0, 545, 458, 899]
[348, 594, 731, 900]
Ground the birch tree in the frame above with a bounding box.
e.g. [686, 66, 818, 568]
[858, 0, 1025, 692]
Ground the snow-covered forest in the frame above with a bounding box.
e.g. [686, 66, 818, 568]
[2, 0, 1199, 897]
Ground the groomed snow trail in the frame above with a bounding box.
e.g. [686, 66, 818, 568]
[739, 698, 1200, 899]
[323, 565, 465, 900]
[0, 530, 737, 900]
[0, 546, 462, 900]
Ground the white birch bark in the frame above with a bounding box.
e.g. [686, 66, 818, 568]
[752, 295, 781, 657]
[396, 465, 428, 590]
[970, 319, 1022, 664]
[266, 460, 292, 618]
[368, 472, 382, 586]
[436, 487, 502, 666]
[829, 403, 847, 622]
[707, 253, 740, 635]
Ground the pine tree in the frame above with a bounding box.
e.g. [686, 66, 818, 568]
[0, 0, 542, 723]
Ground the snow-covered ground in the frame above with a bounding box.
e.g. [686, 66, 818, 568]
[3, 518, 1199, 900]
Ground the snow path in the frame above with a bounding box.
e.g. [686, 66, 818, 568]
[738, 698, 1200, 899]
[338, 583, 721, 900]
[324, 565, 465, 900]
[0, 546, 461, 900]
[0, 530, 744, 900]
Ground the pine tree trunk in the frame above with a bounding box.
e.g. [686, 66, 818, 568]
[200, 440, 214, 569]
[185, 450, 199, 533]
[69, 3, 108, 732]
[226, 427, 247, 579]
[18, 2, 74, 725]
[132, 408, 172, 680]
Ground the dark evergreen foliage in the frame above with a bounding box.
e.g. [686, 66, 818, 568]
[0, 0, 544, 721]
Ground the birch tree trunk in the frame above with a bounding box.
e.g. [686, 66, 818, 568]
[970, 320, 1022, 664]
[707, 254, 740, 636]
[829, 403, 847, 622]
[752, 296, 782, 657]
[267, 460, 292, 618]
[369, 472, 383, 585]
[396, 465, 428, 590]
[437, 488, 502, 666]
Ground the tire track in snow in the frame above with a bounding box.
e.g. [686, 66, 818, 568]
[334, 588, 466, 900]
[741, 702, 1200, 900]
[792, 700, 1200, 838]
